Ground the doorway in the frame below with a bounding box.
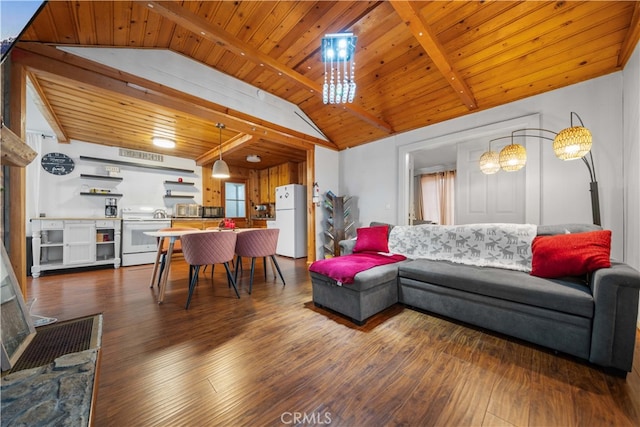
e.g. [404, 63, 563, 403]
[397, 113, 542, 226]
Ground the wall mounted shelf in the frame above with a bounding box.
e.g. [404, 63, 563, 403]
[80, 192, 123, 197]
[164, 180, 195, 186]
[163, 195, 195, 199]
[80, 155, 194, 174]
[80, 174, 123, 182]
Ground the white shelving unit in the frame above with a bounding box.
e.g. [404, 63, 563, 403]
[31, 219, 121, 278]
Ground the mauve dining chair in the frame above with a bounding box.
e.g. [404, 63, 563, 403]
[156, 227, 198, 287]
[204, 227, 235, 275]
[234, 228, 285, 294]
[180, 231, 239, 309]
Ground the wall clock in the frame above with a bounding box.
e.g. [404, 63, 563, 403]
[41, 152, 75, 175]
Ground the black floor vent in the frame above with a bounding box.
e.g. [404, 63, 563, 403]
[6, 314, 101, 374]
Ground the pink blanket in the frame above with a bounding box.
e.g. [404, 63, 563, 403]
[309, 252, 406, 285]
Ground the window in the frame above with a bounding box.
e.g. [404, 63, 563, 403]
[224, 181, 246, 218]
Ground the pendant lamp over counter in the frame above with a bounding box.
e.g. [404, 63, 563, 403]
[212, 123, 230, 179]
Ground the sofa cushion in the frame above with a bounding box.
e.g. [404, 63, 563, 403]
[536, 223, 602, 236]
[353, 225, 389, 253]
[311, 261, 405, 292]
[399, 259, 594, 318]
[309, 252, 405, 284]
[531, 230, 611, 278]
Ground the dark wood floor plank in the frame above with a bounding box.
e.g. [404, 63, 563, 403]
[23, 257, 640, 427]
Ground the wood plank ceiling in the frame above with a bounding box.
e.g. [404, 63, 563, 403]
[12, 1, 640, 170]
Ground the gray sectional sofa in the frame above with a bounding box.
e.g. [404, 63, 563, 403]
[310, 223, 640, 374]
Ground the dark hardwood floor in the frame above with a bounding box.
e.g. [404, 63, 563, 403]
[25, 257, 640, 426]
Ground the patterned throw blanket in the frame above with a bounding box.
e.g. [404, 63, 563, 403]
[309, 252, 407, 285]
[388, 223, 537, 272]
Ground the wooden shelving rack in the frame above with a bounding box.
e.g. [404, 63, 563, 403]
[322, 191, 355, 258]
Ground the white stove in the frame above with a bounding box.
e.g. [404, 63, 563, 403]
[121, 206, 171, 266]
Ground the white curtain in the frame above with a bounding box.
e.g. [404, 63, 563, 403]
[415, 175, 424, 221]
[25, 132, 43, 234]
[420, 170, 456, 225]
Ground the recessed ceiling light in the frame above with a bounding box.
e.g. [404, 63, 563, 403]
[152, 137, 175, 149]
[246, 154, 261, 163]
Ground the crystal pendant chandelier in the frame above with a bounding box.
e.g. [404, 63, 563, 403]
[321, 33, 357, 104]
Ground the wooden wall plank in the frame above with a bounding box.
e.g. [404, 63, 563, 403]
[8, 61, 28, 296]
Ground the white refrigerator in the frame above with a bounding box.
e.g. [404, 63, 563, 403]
[271, 184, 307, 258]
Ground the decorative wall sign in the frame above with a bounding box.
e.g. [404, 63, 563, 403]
[41, 152, 75, 175]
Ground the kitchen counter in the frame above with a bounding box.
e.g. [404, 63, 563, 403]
[31, 217, 122, 221]
[167, 216, 224, 222]
[171, 218, 223, 230]
[171, 218, 249, 229]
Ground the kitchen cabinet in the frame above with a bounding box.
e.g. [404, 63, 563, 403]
[277, 162, 298, 187]
[258, 162, 300, 203]
[63, 221, 96, 265]
[259, 169, 271, 203]
[268, 167, 279, 203]
[31, 219, 121, 278]
[251, 219, 268, 229]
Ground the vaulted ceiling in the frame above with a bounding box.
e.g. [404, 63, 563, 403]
[12, 0, 640, 170]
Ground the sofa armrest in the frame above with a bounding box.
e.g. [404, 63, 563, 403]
[339, 239, 357, 256]
[589, 262, 640, 372]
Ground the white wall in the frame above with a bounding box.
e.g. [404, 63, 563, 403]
[313, 146, 340, 261]
[623, 44, 640, 272]
[340, 136, 400, 228]
[340, 73, 628, 261]
[622, 43, 640, 327]
[25, 137, 201, 234]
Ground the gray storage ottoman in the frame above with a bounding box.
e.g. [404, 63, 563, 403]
[310, 262, 402, 325]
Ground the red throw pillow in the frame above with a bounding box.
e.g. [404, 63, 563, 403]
[353, 225, 389, 253]
[530, 230, 611, 278]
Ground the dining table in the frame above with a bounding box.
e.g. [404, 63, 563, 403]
[144, 228, 262, 304]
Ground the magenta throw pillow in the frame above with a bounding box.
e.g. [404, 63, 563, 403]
[353, 225, 389, 253]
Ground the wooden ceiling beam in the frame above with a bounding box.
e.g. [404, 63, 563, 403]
[1, 124, 38, 167]
[12, 43, 328, 153]
[142, 0, 394, 134]
[618, 0, 640, 67]
[26, 72, 69, 143]
[389, 0, 478, 111]
[196, 133, 254, 166]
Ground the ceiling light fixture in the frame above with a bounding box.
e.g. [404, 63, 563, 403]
[211, 123, 230, 179]
[246, 154, 261, 163]
[479, 112, 599, 224]
[151, 136, 175, 149]
[321, 32, 357, 104]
